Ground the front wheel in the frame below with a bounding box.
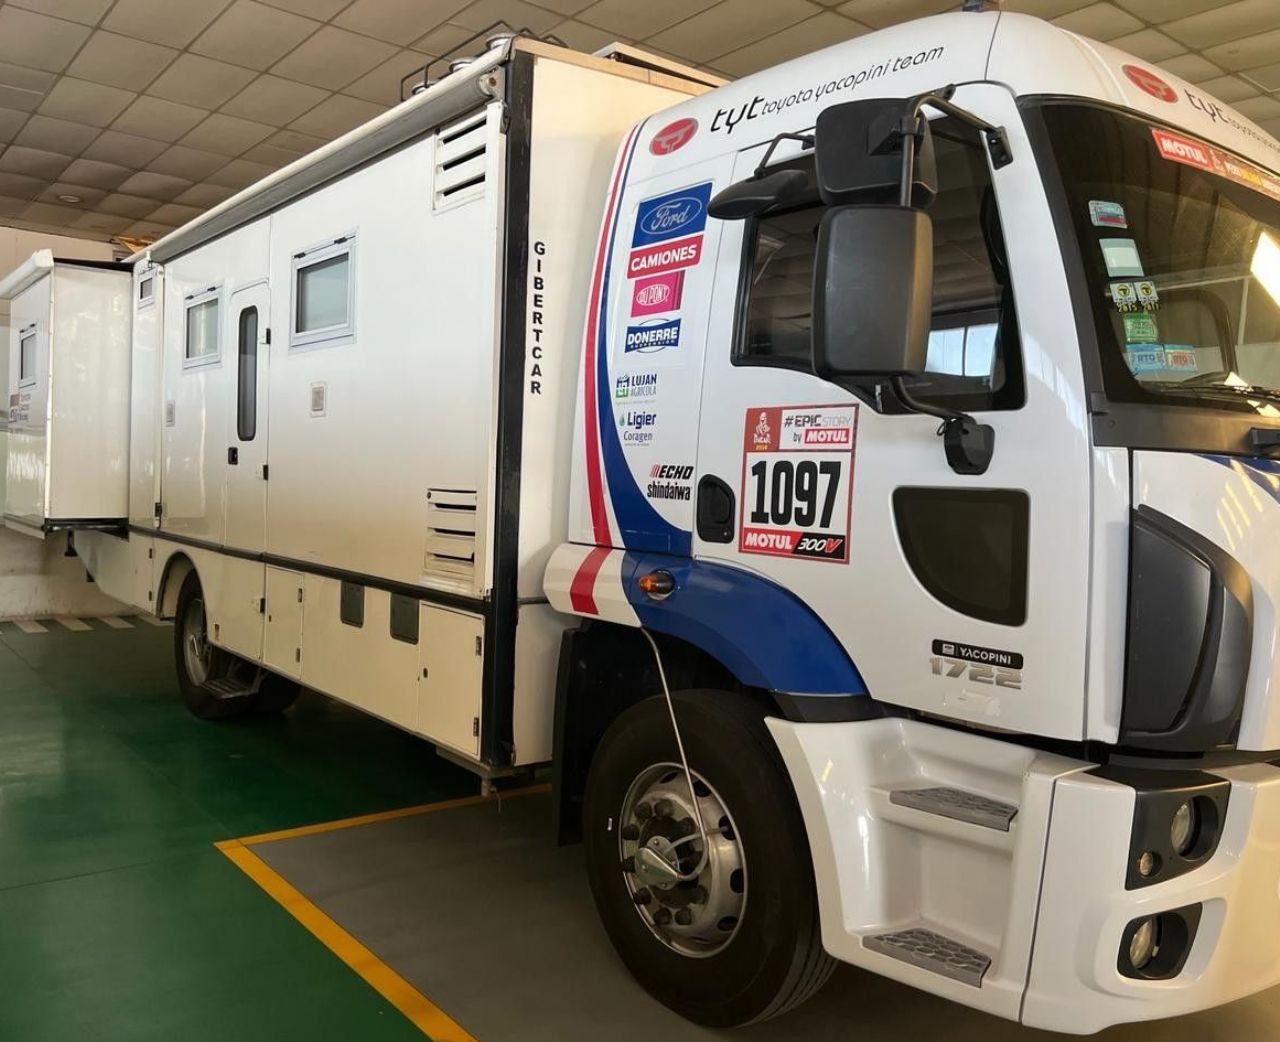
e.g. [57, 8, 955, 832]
[583, 690, 835, 1027]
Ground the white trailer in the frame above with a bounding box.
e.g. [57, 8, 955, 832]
[18, 9, 1280, 1035]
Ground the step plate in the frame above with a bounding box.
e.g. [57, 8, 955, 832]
[864, 928, 991, 987]
[890, 786, 1017, 831]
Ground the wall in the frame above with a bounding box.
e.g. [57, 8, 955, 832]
[0, 227, 127, 620]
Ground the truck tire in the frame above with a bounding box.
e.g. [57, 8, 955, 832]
[173, 571, 253, 720]
[255, 673, 301, 714]
[583, 689, 835, 1026]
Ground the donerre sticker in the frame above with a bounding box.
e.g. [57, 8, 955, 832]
[739, 404, 858, 563]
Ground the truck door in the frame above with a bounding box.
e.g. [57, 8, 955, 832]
[224, 281, 269, 553]
[693, 86, 1092, 740]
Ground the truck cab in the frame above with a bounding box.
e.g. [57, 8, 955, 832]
[545, 10, 1280, 1033]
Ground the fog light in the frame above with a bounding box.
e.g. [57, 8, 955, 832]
[1129, 917, 1159, 971]
[1170, 800, 1199, 857]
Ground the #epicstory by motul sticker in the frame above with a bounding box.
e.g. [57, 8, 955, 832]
[739, 404, 858, 563]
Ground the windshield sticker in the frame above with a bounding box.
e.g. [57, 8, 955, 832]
[1152, 128, 1280, 203]
[1135, 279, 1160, 308]
[1101, 238, 1145, 277]
[739, 404, 857, 563]
[1124, 311, 1160, 343]
[1111, 281, 1139, 311]
[1125, 345, 1199, 375]
[1089, 200, 1128, 228]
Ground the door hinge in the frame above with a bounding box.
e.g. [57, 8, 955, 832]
[262, 464, 269, 481]
[472, 717, 479, 737]
[297, 587, 303, 603]
[147, 547, 154, 559]
[295, 647, 301, 663]
[258, 597, 265, 613]
[153, 501, 162, 519]
[264, 327, 271, 345]
[475, 635, 482, 656]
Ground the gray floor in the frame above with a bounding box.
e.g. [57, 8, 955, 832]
[252, 793, 1280, 1042]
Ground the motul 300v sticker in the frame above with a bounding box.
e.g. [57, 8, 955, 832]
[739, 404, 858, 563]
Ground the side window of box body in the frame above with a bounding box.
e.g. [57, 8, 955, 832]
[184, 287, 222, 369]
[18, 324, 37, 387]
[290, 235, 356, 351]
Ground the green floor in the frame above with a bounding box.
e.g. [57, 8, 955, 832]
[0, 618, 478, 1042]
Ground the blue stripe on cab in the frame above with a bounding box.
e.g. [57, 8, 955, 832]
[623, 552, 867, 695]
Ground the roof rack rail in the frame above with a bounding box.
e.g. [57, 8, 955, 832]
[399, 21, 566, 102]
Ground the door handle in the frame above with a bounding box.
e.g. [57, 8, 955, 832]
[227, 447, 238, 465]
[696, 475, 735, 543]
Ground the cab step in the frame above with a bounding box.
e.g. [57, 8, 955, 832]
[203, 676, 258, 703]
[889, 786, 1017, 831]
[864, 927, 992, 987]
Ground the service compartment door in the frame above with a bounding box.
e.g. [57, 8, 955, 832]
[225, 282, 270, 553]
[264, 566, 303, 679]
[418, 605, 484, 759]
[692, 86, 1093, 740]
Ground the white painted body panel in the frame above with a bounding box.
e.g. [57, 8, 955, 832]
[4, 263, 131, 533]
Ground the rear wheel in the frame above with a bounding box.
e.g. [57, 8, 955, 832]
[174, 572, 277, 720]
[583, 689, 835, 1027]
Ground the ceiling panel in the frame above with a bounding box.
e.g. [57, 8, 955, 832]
[0, 0, 1274, 245]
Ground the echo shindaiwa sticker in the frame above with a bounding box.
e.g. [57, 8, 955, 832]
[739, 403, 858, 563]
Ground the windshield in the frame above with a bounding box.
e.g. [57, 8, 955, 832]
[1037, 103, 1280, 415]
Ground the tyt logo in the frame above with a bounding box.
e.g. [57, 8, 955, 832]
[1123, 64, 1176, 103]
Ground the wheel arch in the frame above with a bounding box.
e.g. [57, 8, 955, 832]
[552, 620, 775, 845]
[156, 551, 197, 620]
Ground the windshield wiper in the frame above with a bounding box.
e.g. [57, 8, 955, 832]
[1154, 382, 1280, 408]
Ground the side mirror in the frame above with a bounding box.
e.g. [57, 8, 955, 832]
[812, 205, 932, 380]
[707, 169, 808, 221]
[815, 98, 937, 207]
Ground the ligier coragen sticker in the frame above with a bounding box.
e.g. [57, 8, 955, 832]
[739, 404, 858, 563]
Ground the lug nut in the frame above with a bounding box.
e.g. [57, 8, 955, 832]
[653, 908, 672, 926]
[635, 802, 653, 820]
[633, 887, 652, 906]
[654, 798, 673, 818]
[621, 856, 636, 873]
[674, 907, 693, 926]
[621, 823, 639, 841]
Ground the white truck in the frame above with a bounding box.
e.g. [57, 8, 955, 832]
[6, 8, 1280, 1034]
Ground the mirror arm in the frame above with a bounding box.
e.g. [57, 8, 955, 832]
[888, 87, 1014, 174]
[753, 131, 815, 177]
[890, 376, 996, 476]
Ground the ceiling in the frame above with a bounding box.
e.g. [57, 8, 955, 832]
[0, 0, 1276, 247]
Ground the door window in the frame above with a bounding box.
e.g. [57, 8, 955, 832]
[236, 305, 258, 441]
[735, 119, 1023, 412]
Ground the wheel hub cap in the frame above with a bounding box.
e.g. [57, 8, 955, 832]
[619, 764, 746, 958]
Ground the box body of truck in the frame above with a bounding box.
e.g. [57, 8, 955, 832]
[1, 252, 130, 536]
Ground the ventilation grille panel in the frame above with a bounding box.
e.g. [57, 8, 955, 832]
[433, 109, 488, 211]
[424, 488, 477, 587]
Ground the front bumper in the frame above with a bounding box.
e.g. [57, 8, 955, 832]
[769, 716, 1280, 1034]
[1024, 760, 1280, 1033]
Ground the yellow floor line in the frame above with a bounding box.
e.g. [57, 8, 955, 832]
[233, 783, 549, 846]
[216, 784, 550, 1040]
[217, 838, 481, 1042]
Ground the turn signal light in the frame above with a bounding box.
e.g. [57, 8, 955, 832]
[638, 570, 676, 601]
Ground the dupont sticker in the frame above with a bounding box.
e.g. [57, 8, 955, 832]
[739, 404, 858, 563]
[624, 318, 681, 354]
[632, 182, 712, 248]
[627, 235, 703, 279]
[631, 271, 685, 316]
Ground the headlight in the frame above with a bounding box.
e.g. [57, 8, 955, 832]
[1170, 800, 1198, 856]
